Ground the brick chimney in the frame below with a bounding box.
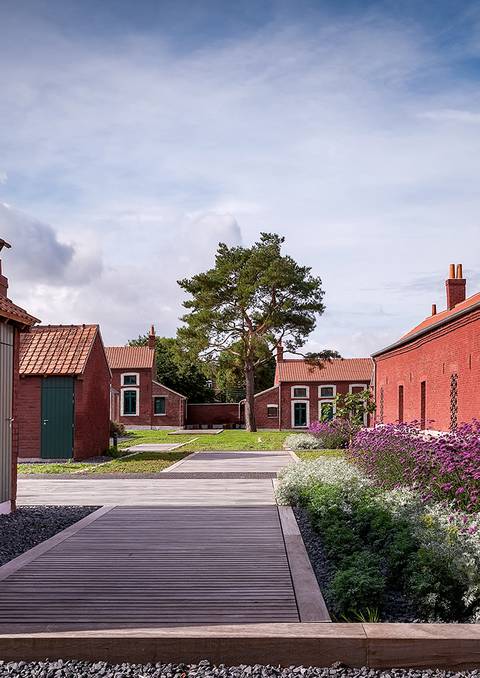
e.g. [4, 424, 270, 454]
[0, 239, 11, 298]
[276, 343, 284, 362]
[148, 324, 156, 350]
[445, 263, 466, 311]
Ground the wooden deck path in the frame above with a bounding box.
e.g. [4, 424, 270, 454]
[4, 450, 329, 631]
[163, 451, 292, 475]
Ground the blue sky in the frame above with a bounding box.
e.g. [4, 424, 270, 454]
[1, 0, 479, 354]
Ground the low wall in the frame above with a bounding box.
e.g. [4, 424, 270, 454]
[186, 403, 244, 427]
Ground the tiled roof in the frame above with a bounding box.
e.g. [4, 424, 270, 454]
[105, 345, 155, 370]
[373, 291, 480, 357]
[0, 296, 39, 326]
[20, 325, 98, 376]
[275, 358, 373, 383]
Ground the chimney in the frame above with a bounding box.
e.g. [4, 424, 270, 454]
[148, 324, 156, 350]
[431, 304, 437, 316]
[445, 263, 466, 311]
[276, 343, 284, 363]
[0, 239, 11, 298]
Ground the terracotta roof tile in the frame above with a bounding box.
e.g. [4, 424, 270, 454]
[20, 325, 98, 376]
[105, 346, 155, 370]
[0, 296, 39, 326]
[275, 358, 373, 383]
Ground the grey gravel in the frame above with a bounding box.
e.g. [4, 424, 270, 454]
[0, 661, 479, 678]
[0, 506, 97, 566]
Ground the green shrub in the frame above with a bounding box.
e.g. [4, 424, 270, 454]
[284, 433, 322, 451]
[330, 552, 386, 617]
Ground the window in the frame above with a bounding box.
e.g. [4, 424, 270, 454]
[398, 385, 404, 423]
[122, 389, 138, 416]
[292, 401, 309, 427]
[319, 385, 335, 398]
[122, 373, 138, 386]
[320, 401, 335, 421]
[292, 386, 309, 398]
[420, 381, 426, 430]
[267, 405, 278, 418]
[154, 396, 166, 415]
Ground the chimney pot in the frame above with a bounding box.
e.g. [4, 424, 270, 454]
[449, 263, 455, 279]
[456, 263, 463, 279]
[431, 304, 437, 316]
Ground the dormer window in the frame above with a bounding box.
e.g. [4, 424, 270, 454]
[122, 373, 139, 386]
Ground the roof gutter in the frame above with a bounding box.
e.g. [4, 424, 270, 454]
[372, 299, 480, 358]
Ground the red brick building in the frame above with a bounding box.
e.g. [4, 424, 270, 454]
[373, 264, 480, 431]
[106, 327, 186, 429]
[18, 325, 111, 460]
[252, 347, 373, 429]
[0, 240, 38, 512]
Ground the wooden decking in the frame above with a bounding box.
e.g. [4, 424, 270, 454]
[3, 449, 329, 633]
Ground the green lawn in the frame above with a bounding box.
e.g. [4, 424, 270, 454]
[296, 449, 344, 460]
[18, 461, 93, 475]
[86, 451, 191, 474]
[121, 429, 292, 452]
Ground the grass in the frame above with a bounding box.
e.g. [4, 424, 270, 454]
[85, 451, 191, 474]
[296, 449, 344, 460]
[18, 461, 93, 475]
[121, 429, 292, 452]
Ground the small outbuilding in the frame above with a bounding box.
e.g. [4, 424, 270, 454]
[17, 324, 111, 460]
[0, 239, 39, 512]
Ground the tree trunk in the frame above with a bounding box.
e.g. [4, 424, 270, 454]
[244, 361, 257, 432]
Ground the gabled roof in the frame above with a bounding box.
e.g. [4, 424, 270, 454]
[373, 291, 480, 358]
[105, 345, 155, 370]
[0, 296, 39, 327]
[153, 380, 187, 399]
[20, 325, 99, 376]
[275, 358, 373, 383]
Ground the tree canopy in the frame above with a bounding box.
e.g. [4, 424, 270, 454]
[178, 232, 340, 430]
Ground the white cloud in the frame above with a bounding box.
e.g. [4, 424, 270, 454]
[0, 8, 479, 352]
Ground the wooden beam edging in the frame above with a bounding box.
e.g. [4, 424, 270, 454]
[161, 449, 203, 473]
[0, 505, 115, 582]
[277, 505, 331, 622]
[0, 624, 480, 668]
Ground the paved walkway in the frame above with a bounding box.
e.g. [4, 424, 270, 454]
[3, 450, 329, 630]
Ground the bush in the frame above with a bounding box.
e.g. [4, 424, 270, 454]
[276, 458, 480, 622]
[350, 421, 480, 512]
[283, 433, 322, 451]
[309, 419, 350, 449]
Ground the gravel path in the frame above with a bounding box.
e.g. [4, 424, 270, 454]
[0, 506, 97, 566]
[0, 660, 479, 678]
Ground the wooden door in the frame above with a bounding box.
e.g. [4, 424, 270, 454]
[0, 323, 13, 504]
[41, 377, 74, 459]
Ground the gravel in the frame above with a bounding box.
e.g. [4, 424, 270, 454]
[293, 507, 421, 623]
[0, 506, 98, 566]
[0, 661, 479, 678]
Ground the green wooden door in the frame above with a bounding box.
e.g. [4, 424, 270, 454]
[41, 377, 74, 459]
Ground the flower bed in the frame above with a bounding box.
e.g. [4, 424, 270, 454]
[276, 458, 480, 622]
[350, 422, 480, 513]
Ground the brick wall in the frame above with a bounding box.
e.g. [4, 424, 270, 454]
[111, 367, 154, 426]
[375, 309, 480, 431]
[17, 376, 42, 459]
[10, 328, 20, 509]
[73, 333, 110, 460]
[151, 382, 185, 427]
[186, 403, 243, 427]
[253, 386, 280, 429]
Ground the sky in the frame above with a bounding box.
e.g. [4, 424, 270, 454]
[1, 0, 479, 355]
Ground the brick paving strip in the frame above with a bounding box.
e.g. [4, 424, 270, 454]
[5, 451, 480, 668]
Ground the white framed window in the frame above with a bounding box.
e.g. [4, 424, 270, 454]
[267, 404, 278, 418]
[121, 388, 139, 416]
[349, 384, 369, 425]
[153, 396, 166, 416]
[292, 400, 309, 428]
[291, 385, 309, 399]
[319, 400, 336, 422]
[121, 372, 139, 386]
[319, 384, 336, 399]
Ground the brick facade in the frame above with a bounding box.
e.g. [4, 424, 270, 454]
[16, 377, 41, 458]
[152, 381, 186, 428]
[374, 307, 480, 431]
[373, 265, 480, 432]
